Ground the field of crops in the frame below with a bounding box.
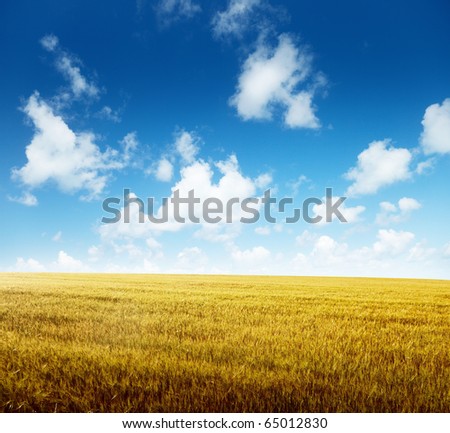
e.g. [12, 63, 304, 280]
[1, 273, 449, 412]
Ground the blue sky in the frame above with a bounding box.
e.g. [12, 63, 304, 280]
[1, 0, 450, 278]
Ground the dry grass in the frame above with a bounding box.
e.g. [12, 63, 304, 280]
[1, 273, 449, 412]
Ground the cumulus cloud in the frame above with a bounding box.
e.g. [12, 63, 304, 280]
[373, 229, 415, 256]
[407, 242, 436, 262]
[231, 245, 270, 263]
[310, 235, 348, 266]
[54, 250, 84, 271]
[88, 245, 101, 262]
[420, 98, 450, 155]
[12, 93, 124, 200]
[8, 191, 38, 206]
[166, 153, 258, 225]
[99, 150, 262, 244]
[155, 158, 174, 182]
[15, 257, 46, 272]
[212, 0, 262, 38]
[120, 131, 139, 162]
[345, 140, 413, 196]
[155, 0, 201, 25]
[254, 172, 272, 189]
[290, 229, 428, 276]
[295, 229, 317, 247]
[175, 130, 200, 164]
[175, 246, 208, 271]
[376, 197, 421, 225]
[312, 197, 365, 225]
[194, 223, 241, 244]
[230, 34, 324, 128]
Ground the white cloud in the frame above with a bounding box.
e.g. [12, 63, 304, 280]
[287, 229, 440, 277]
[212, 0, 261, 38]
[312, 198, 365, 225]
[444, 242, 450, 257]
[175, 130, 200, 164]
[8, 191, 38, 206]
[407, 242, 436, 262]
[310, 235, 348, 265]
[121, 131, 139, 162]
[194, 224, 241, 243]
[155, 0, 201, 25]
[230, 34, 323, 129]
[231, 245, 270, 263]
[142, 258, 160, 273]
[176, 246, 207, 271]
[283, 91, 319, 128]
[88, 245, 101, 262]
[254, 172, 272, 189]
[97, 106, 121, 123]
[155, 158, 174, 182]
[56, 55, 98, 99]
[40, 34, 98, 100]
[287, 174, 310, 196]
[146, 237, 162, 250]
[379, 201, 397, 213]
[168, 153, 257, 225]
[15, 257, 45, 272]
[255, 226, 270, 235]
[345, 140, 413, 196]
[373, 229, 415, 256]
[40, 34, 59, 52]
[416, 157, 435, 175]
[398, 197, 421, 212]
[375, 197, 421, 225]
[420, 98, 450, 154]
[99, 151, 260, 244]
[295, 229, 317, 247]
[54, 250, 84, 271]
[52, 231, 62, 242]
[12, 93, 124, 200]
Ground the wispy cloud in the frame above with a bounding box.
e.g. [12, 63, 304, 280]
[52, 231, 63, 242]
[96, 105, 122, 123]
[155, 0, 201, 26]
[40, 34, 99, 100]
[212, 0, 262, 39]
[40, 34, 59, 51]
[8, 191, 38, 206]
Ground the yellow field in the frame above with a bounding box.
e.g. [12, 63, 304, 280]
[1, 273, 449, 412]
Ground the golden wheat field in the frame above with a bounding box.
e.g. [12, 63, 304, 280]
[1, 272, 449, 413]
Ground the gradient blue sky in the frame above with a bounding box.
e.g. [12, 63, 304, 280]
[1, 0, 450, 277]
